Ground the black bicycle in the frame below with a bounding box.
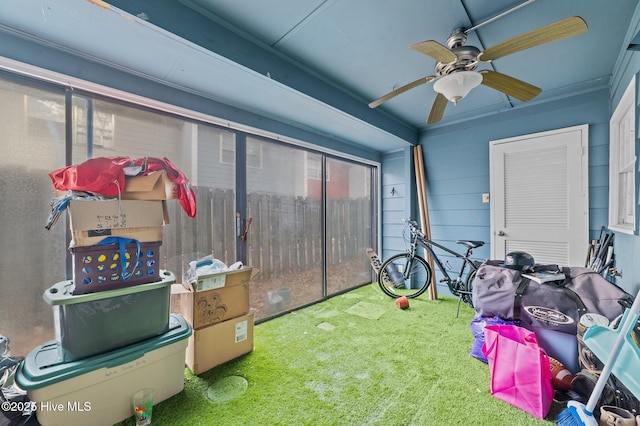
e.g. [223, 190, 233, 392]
[377, 219, 484, 310]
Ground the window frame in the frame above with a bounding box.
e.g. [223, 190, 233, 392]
[608, 75, 637, 235]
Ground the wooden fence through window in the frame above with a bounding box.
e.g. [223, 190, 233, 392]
[163, 187, 372, 281]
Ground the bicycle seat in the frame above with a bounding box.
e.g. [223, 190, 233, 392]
[456, 240, 485, 249]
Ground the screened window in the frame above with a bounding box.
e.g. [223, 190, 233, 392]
[0, 79, 66, 356]
[609, 76, 636, 234]
[325, 158, 373, 295]
[0, 71, 377, 357]
[245, 137, 324, 317]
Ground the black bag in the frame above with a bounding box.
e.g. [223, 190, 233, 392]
[571, 369, 640, 415]
[472, 264, 632, 335]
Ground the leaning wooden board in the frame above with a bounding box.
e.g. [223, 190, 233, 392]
[414, 146, 437, 300]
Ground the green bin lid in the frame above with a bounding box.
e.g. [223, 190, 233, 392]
[44, 270, 175, 306]
[16, 313, 191, 390]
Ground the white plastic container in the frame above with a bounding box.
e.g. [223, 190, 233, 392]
[16, 314, 191, 426]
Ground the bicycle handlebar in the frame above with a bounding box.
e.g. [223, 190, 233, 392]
[402, 218, 419, 227]
[402, 219, 428, 241]
[402, 218, 421, 232]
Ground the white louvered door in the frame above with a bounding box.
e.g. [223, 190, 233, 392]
[490, 125, 589, 266]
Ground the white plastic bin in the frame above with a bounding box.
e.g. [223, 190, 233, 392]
[16, 314, 191, 426]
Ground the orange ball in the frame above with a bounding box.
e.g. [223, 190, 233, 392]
[396, 296, 410, 309]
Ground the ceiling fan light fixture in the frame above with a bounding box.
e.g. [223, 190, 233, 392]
[433, 71, 482, 104]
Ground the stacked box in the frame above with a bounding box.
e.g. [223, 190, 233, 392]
[66, 198, 168, 248]
[66, 199, 165, 295]
[16, 314, 191, 426]
[66, 197, 169, 295]
[186, 313, 254, 375]
[47, 169, 178, 363]
[36, 163, 192, 423]
[171, 268, 253, 329]
[121, 170, 178, 200]
[171, 267, 255, 374]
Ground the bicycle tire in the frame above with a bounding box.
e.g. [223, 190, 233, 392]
[462, 267, 477, 308]
[377, 253, 431, 299]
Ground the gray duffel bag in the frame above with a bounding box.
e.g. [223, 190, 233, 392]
[472, 264, 632, 334]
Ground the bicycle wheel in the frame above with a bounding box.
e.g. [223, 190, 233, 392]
[462, 264, 479, 308]
[377, 253, 431, 299]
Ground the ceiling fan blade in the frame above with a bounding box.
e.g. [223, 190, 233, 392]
[409, 40, 457, 63]
[368, 75, 436, 108]
[480, 70, 541, 102]
[478, 16, 587, 62]
[427, 93, 448, 124]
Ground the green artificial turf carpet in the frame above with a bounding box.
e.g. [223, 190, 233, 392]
[117, 284, 561, 425]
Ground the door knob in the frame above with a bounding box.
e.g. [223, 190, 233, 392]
[497, 230, 505, 236]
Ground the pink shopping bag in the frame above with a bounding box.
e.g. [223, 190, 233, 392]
[482, 324, 554, 419]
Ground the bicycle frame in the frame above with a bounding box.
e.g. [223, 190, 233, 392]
[404, 223, 478, 291]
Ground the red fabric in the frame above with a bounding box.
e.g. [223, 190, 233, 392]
[49, 156, 132, 197]
[49, 156, 197, 217]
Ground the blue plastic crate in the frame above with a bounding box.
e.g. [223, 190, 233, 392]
[70, 240, 162, 295]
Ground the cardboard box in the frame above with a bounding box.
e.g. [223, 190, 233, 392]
[71, 225, 163, 247]
[186, 313, 254, 375]
[122, 171, 178, 200]
[188, 265, 255, 292]
[67, 199, 168, 247]
[171, 268, 253, 330]
[16, 314, 191, 426]
[68, 199, 168, 230]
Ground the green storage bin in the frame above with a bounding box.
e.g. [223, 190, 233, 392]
[44, 270, 175, 362]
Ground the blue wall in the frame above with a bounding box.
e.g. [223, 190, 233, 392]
[380, 147, 414, 260]
[421, 88, 609, 247]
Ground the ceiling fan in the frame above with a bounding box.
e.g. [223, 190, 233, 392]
[368, 15, 588, 124]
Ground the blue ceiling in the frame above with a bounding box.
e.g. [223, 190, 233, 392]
[0, 0, 638, 152]
[180, 0, 635, 126]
